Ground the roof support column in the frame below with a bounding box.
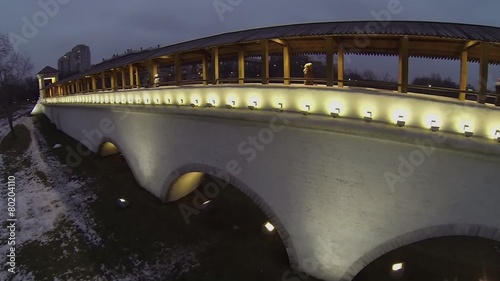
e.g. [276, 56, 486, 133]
[111, 69, 118, 91]
[75, 79, 80, 93]
[283, 44, 290, 85]
[238, 48, 245, 84]
[202, 54, 208, 85]
[148, 60, 158, 87]
[478, 42, 489, 104]
[398, 36, 409, 93]
[91, 75, 97, 92]
[129, 64, 134, 88]
[175, 54, 182, 86]
[85, 78, 90, 93]
[326, 37, 334, 87]
[337, 46, 344, 88]
[261, 40, 269, 84]
[135, 67, 140, 88]
[459, 47, 468, 101]
[101, 72, 106, 91]
[211, 47, 219, 85]
[121, 69, 126, 90]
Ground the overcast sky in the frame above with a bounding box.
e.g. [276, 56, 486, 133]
[0, 0, 499, 87]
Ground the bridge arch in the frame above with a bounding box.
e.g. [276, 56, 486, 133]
[95, 137, 142, 185]
[341, 223, 500, 281]
[160, 163, 299, 269]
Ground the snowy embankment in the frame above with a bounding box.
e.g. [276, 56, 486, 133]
[0, 107, 202, 280]
[0, 107, 100, 280]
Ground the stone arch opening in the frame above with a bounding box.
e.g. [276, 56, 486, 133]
[343, 224, 500, 281]
[161, 163, 299, 272]
[98, 141, 120, 157]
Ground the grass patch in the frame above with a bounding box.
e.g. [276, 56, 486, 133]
[0, 124, 31, 154]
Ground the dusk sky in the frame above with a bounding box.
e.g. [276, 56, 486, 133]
[1, 0, 499, 87]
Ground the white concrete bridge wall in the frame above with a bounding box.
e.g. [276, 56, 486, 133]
[40, 86, 500, 281]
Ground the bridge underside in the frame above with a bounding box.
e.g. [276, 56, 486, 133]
[39, 87, 500, 280]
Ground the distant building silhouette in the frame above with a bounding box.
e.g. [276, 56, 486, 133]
[57, 44, 91, 77]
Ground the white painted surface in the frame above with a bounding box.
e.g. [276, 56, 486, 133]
[40, 96, 500, 281]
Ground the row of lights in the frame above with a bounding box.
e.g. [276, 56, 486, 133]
[49, 95, 500, 142]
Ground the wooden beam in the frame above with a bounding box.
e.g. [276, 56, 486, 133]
[326, 37, 334, 87]
[238, 48, 245, 84]
[337, 46, 344, 88]
[261, 40, 269, 84]
[463, 40, 479, 50]
[270, 38, 287, 46]
[283, 44, 290, 85]
[478, 42, 489, 104]
[211, 47, 219, 85]
[459, 48, 468, 101]
[398, 36, 409, 93]
[175, 54, 182, 86]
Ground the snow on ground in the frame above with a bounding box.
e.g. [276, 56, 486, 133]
[0, 108, 203, 280]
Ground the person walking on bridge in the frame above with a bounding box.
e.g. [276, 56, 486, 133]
[303, 63, 314, 85]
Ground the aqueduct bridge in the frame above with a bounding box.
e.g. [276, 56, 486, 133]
[33, 21, 500, 280]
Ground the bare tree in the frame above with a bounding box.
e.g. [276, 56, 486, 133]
[0, 33, 33, 139]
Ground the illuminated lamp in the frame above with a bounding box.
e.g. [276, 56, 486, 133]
[430, 120, 440, 132]
[463, 124, 473, 137]
[330, 107, 340, 118]
[276, 102, 283, 112]
[364, 111, 372, 122]
[389, 262, 404, 279]
[397, 115, 405, 127]
[226, 100, 235, 109]
[205, 100, 215, 107]
[300, 105, 310, 115]
[248, 101, 257, 110]
[262, 221, 275, 235]
[190, 99, 199, 107]
[117, 198, 130, 208]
